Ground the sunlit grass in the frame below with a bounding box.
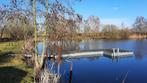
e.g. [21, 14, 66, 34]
[0, 40, 24, 53]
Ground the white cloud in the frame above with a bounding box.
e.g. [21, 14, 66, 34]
[101, 18, 133, 28]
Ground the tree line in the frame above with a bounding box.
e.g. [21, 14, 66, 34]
[0, 1, 147, 40]
[78, 16, 147, 39]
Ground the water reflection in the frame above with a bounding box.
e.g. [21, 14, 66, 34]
[38, 39, 147, 59]
[38, 39, 147, 65]
[133, 39, 147, 60]
[103, 54, 133, 62]
[47, 55, 134, 83]
[78, 39, 147, 60]
[37, 39, 147, 83]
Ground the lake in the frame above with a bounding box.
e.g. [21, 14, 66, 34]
[38, 39, 147, 83]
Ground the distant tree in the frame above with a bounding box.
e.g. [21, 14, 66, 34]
[87, 16, 100, 33]
[84, 20, 91, 33]
[0, 0, 34, 39]
[102, 24, 119, 38]
[0, 9, 7, 38]
[133, 16, 147, 32]
[120, 23, 131, 38]
[5, 12, 34, 39]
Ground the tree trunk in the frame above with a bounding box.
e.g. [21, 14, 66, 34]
[57, 45, 62, 63]
[0, 28, 5, 38]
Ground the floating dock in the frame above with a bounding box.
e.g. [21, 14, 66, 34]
[24, 48, 134, 59]
[59, 48, 134, 58]
[61, 51, 103, 58]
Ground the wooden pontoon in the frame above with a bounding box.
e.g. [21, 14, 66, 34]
[56, 48, 134, 58]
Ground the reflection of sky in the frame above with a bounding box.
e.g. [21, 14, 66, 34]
[58, 56, 147, 83]
[79, 39, 147, 60]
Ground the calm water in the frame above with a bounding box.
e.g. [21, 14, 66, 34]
[38, 39, 147, 83]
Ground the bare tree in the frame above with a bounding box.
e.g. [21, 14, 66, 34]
[87, 16, 100, 33]
[101, 24, 119, 38]
[32, 0, 82, 83]
[0, 0, 34, 40]
[133, 16, 147, 32]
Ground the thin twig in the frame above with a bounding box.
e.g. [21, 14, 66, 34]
[122, 71, 129, 83]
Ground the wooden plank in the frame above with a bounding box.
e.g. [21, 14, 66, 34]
[60, 49, 134, 58]
[62, 51, 103, 58]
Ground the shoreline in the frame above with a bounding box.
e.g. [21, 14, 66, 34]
[36, 36, 147, 42]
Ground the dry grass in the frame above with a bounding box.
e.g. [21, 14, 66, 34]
[39, 66, 60, 83]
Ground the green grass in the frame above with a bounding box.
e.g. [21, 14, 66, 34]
[0, 41, 34, 83]
[0, 41, 24, 53]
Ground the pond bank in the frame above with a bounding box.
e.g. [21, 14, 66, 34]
[0, 41, 33, 83]
[36, 34, 147, 42]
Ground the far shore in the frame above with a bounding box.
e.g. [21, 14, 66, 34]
[36, 34, 147, 41]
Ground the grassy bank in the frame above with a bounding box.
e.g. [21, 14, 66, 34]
[0, 41, 33, 83]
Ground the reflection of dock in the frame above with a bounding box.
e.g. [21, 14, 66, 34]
[59, 48, 133, 58]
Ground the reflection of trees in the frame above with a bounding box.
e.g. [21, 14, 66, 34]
[87, 56, 100, 61]
[134, 40, 147, 60]
[61, 40, 80, 51]
[47, 40, 80, 55]
[81, 40, 98, 50]
[83, 40, 90, 50]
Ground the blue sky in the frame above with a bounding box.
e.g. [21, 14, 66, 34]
[73, 0, 147, 27]
[0, 0, 147, 27]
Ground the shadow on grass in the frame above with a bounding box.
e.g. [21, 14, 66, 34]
[0, 66, 27, 83]
[0, 52, 14, 64]
[0, 38, 18, 42]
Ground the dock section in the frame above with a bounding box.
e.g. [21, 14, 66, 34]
[60, 48, 133, 58]
[61, 51, 103, 58]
